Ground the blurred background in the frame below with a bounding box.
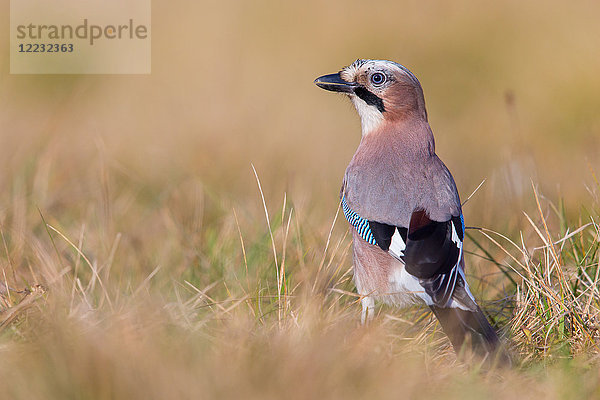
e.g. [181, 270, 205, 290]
[0, 1, 600, 397]
[0, 0, 599, 302]
[0, 0, 599, 328]
[2, 0, 600, 227]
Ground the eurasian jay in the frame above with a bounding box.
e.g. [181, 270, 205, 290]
[315, 59, 502, 357]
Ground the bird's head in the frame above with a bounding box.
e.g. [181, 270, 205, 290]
[315, 59, 427, 136]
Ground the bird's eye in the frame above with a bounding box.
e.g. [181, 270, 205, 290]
[370, 72, 386, 86]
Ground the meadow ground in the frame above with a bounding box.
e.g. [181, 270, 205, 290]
[1, 0, 600, 398]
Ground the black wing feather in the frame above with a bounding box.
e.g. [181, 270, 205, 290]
[368, 221, 395, 251]
[403, 210, 460, 279]
[403, 209, 462, 307]
[368, 221, 407, 253]
[420, 272, 458, 307]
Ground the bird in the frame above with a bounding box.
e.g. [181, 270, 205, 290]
[314, 59, 505, 359]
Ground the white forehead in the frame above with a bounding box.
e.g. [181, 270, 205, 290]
[341, 59, 420, 86]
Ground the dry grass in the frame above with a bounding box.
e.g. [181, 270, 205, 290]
[0, 167, 598, 399]
[509, 187, 600, 360]
[1, 0, 600, 398]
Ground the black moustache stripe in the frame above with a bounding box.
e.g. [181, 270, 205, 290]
[354, 87, 385, 113]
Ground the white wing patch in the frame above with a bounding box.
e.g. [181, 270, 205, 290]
[451, 220, 461, 247]
[388, 267, 433, 306]
[446, 219, 477, 310]
[388, 229, 406, 260]
[440, 221, 462, 306]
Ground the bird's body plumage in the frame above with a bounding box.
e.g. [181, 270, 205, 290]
[343, 118, 460, 226]
[315, 59, 506, 359]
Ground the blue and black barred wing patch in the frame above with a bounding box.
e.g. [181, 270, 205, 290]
[342, 196, 377, 245]
[341, 196, 407, 259]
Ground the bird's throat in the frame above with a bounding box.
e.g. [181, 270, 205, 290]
[350, 96, 385, 137]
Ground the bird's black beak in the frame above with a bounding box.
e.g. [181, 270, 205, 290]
[314, 73, 356, 93]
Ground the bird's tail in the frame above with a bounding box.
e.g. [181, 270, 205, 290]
[430, 305, 510, 365]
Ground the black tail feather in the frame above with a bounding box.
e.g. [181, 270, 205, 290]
[430, 305, 510, 364]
